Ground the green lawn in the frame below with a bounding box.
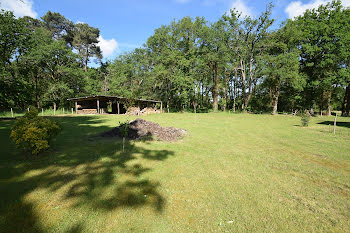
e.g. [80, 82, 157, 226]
[0, 113, 349, 232]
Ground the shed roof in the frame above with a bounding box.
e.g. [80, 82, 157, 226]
[67, 95, 162, 103]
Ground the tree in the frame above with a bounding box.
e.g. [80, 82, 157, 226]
[0, 10, 31, 67]
[295, 0, 349, 115]
[0, 10, 32, 109]
[19, 28, 84, 108]
[339, 7, 350, 116]
[146, 23, 179, 111]
[260, 23, 304, 114]
[199, 19, 228, 112]
[41, 11, 75, 46]
[224, 4, 274, 111]
[73, 23, 102, 72]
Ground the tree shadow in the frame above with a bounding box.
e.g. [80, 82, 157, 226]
[66, 223, 84, 233]
[317, 121, 350, 129]
[0, 116, 174, 232]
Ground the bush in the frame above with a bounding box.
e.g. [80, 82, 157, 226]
[301, 112, 311, 127]
[10, 108, 60, 155]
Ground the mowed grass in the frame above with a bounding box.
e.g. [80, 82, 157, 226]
[0, 113, 349, 232]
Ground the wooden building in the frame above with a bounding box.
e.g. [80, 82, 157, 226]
[67, 95, 162, 114]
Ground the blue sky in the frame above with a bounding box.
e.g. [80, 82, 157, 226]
[1, 0, 350, 62]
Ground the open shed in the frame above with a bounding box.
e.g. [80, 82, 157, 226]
[67, 95, 162, 114]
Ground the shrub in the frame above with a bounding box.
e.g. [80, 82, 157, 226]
[301, 112, 311, 127]
[10, 108, 60, 155]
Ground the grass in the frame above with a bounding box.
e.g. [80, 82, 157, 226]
[0, 113, 349, 232]
[0, 108, 75, 117]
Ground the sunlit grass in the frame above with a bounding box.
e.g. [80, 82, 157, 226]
[0, 113, 349, 232]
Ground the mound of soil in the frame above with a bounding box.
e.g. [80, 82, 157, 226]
[99, 118, 187, 141]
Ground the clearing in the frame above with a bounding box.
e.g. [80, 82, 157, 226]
[0, 113, 349, 232]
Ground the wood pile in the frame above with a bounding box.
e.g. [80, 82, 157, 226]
[140, 107, 161, 115]
[126, 107, 141, 115]
[77, 109, 98, 114]
[126, 107, 161, 115]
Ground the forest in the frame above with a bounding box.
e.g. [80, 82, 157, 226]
[1, 0, 349, 115]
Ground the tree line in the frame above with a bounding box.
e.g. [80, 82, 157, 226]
[0, 10, 104, 110]
[1, 0, 349, 115]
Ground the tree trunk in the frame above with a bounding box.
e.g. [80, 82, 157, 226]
[34, 75, 40, 108]
[201, 82, 204, 106]
[271, 86, 280, 115]
[84, 48, 89, 72]
[244, 55, 254, 110]
[206, 87, 210, 110]
[327, 91, 331, 116]
[212, 63, 219, 112]
[320, 94, 323, 116]
[84, 60, 88, 72]
[240, 58, 246, 110]
[223, 72, 228, 112]
[342, 83, 350, 116]
[233, 68, 237, 112]
[193, 100, 197, 114]
[228, 80, 233, 103]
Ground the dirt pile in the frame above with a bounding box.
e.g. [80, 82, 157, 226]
[99, 118, 187, 141]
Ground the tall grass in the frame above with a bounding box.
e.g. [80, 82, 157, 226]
[0, 107, 76, 117]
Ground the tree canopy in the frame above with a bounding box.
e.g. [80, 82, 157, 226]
[0, 0, 349, 115]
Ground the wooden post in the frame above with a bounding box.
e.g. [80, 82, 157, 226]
[75, 101, 78, 114]
[42, 108, 44, 116]
[333, 113, 337, 135]
[117, 101, 120, 114]
[11, 108, 13, 118]
[160, 102, 163, 113]
[71, 108, 73, 115]
[54, 103, 56, 116]
[97, 99, 100, 114]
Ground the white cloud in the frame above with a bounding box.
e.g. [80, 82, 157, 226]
[0, 0, 37, 18]
[230, 0, 253, 17]
[97, 35, 118, 58]
[285, 0, 350, 18]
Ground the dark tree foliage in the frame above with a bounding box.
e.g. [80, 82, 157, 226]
[0, 1, 349, 115]
[0, 10, 104, 110]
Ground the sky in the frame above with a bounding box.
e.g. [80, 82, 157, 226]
[1, 0, 350, 63]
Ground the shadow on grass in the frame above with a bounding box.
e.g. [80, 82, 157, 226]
[0, 116, 174, 232]
[317, 121, 350, 129]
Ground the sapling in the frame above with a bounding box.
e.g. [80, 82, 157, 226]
[119, 120, 129, 152]
[119, 98, 134, 152]
[301, 111, 311, 127]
